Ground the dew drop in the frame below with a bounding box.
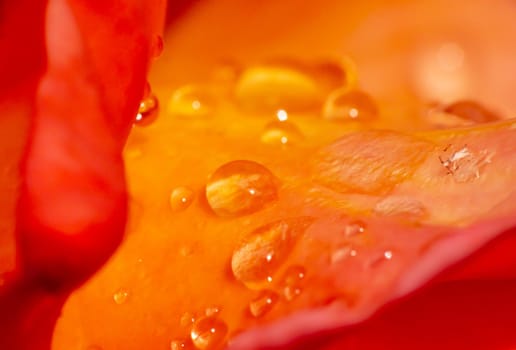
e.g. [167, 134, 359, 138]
[330, 244, 358, 264]
[170, 339, 194, 350]
[261, 119, 304, 146]
[170, 187, 195, 212]
[234, 62, 321, 112]
[344, 220, 366, 237]
[231, 217, 314, 289]
[283, 285, 302, 301]
[444, 100, 500, 123]
[113, 288, 129, 305]
[249, 290, 279, 318]
[206, 160, 278, 217]
[168, 85, 217, 118]
[205, 306, 221, 317]
[190, 316, 228, 350]
[180, 312, 197, 328]
[282, 265, 306, 286]
[152, 35, 164, 58]
[135, 94, 159, 126]
[323, 89, 378, 122]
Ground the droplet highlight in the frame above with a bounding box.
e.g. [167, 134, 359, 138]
[344, 220, 366, 237]
[231, 217, 314, 289]
[249, 290, 279, 318]
[113, 288, 129, 305]
[170, 187, 195, 212]
[168, 85, 217, 118]
[190, 316, 228, 350]
[135, 94, 159, 126]
[323, 89, 378, 122]
[206, 160, 278, 217]
[170, 339, 194, 350]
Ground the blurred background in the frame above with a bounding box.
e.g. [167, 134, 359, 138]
[158, 0, 516, 120]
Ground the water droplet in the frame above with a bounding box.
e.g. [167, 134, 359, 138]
[113, 288, 129, 304]
[444, 100, 500, 123]
[234, 62, 321, 112]
[206, 160, 278, 217]
[369, 249, 394, 268]
[330, 244, 358, 264]
[283, 285, 302, 301]
[323, 89, 378, 122]
[249, 290, 279, 318]
[168, 85, 217, 118]
[282, 265, 306, 286]
[190, 316, 228, 350]
[344, 220, 366, 237]
[205, 306, 221, 317]
[170, 187, 195, 212]
[152, 35, 164, 58]
[170, 339, 194, 350]
[135, 94, 159, 126]
[180, 312, 197, 328]
[261, 119, 304, 146]
[438, 145, 494, 183]
[231, 217, 314, 289]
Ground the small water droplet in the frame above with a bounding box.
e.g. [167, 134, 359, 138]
[283, 285, 302, 301]
[249, 290, 279, 318]
[168, 85, 217, 118]
[206, 160, 278, 217]
[180, 312, 197, 328]
[444, 100, 500, 123]
[282, 265, 306, 286]
[205, 306, 221, 317]
[113, 288, 129, 305]
[330, 244, 358, 264]
[135, 94, 159, 126]
[344, 220, 366, 237]
[190, 316, 228, 350]
[231, 217, 314, 289]
[261, 119, 304, 146]
[369, 249, 395, 268]
[152, 35, 164, 58]
[170, 187, 195, 212]
[323, 89, 378, 122]
[170, 339, 194, 350]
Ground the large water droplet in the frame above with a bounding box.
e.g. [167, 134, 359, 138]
[190, 316, 228, 350]
[168, 85, 217, 118]
[323, 89, 378, 122]
[135, 94, 159, 126]
[206, 160, 278, 217]
[249, 290, 279, 318]
[113, 288, 129, 305]
[444, 100, 500, 123]
[170, 187, 195, 212]
[231, 217, 314, 289]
